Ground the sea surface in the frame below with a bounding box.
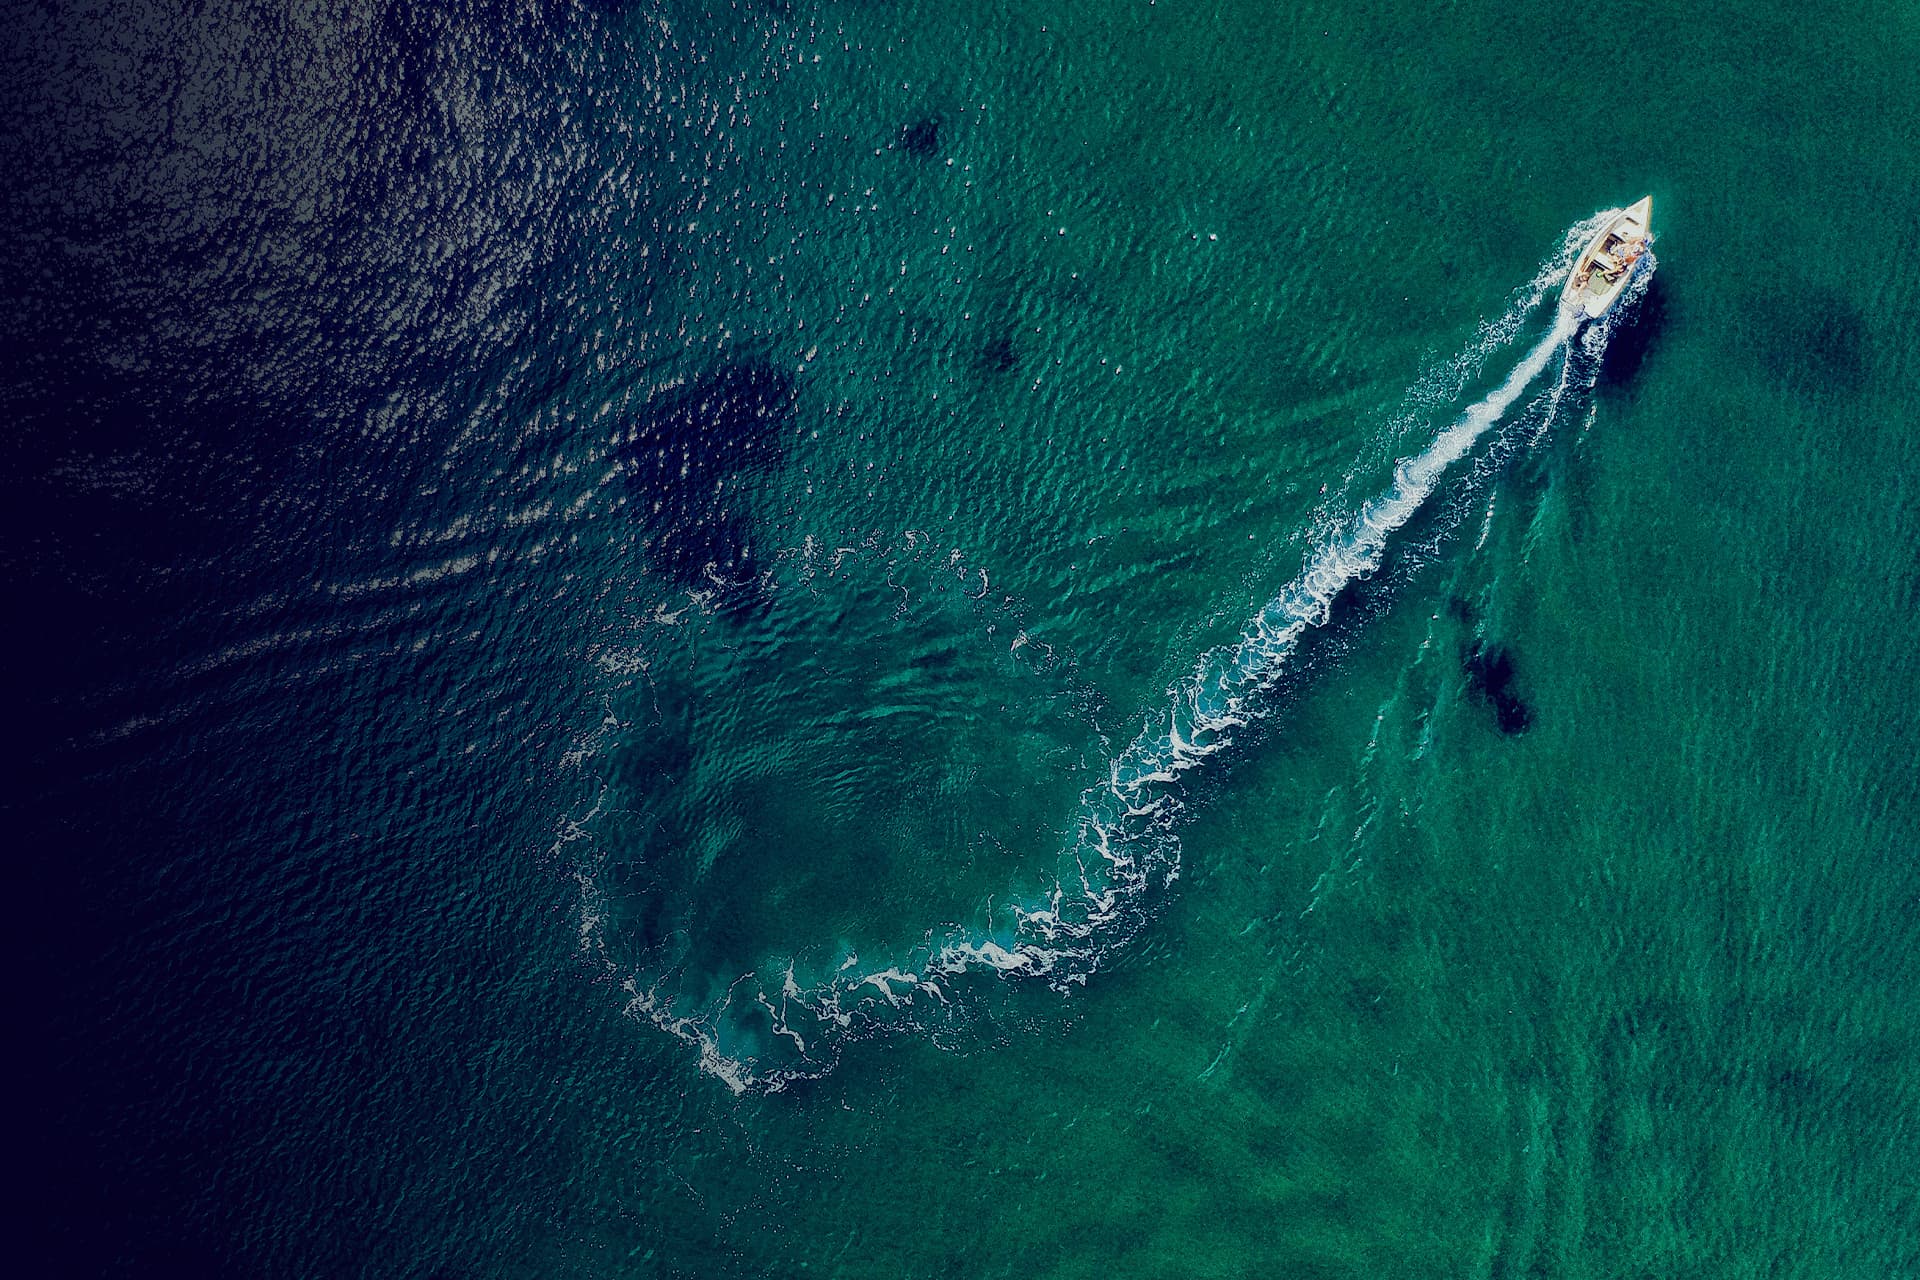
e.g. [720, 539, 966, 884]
[8, 0, 1919, 1275]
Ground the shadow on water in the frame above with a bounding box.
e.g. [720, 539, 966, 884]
[1596, 271, 1668, 390]
[618, 362, 798, 605]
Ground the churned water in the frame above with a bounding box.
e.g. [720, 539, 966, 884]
[8, 0, 1918, 1276]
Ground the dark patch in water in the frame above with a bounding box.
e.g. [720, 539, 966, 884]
[1463, 640, 1533, 735]
[979, 333, 1018, 375]
[909, 642, 962, 670]
[619, 363, 796, 596]
[1752, 284, 1872, 397]
[1598, 272, 1667, 388]
[896, 116, 942, 159]
[1324, 573, 1394, 633]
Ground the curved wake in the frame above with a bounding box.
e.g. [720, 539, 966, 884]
[590, 211, 1654, 1092]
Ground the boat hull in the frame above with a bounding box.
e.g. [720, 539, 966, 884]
[1561, 196, 1653, 321]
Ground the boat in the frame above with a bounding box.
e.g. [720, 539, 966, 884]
[1561, 196, 1652, 321]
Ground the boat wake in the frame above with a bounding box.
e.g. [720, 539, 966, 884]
[577, 211, 1655, 1092]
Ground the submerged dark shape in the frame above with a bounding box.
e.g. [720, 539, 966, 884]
[1754, 283, 1872, 397]
[1462, 640, 1533, 735]
[979, 332, 1018, 375]
[619, 363, 797, 594]
[897, 116, 942, 159]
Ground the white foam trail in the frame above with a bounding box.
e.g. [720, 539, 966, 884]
[1013, 309, 1581, 941]
[601, 216, 1647, 1092]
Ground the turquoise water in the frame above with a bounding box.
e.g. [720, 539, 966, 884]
[10, 0, 1919, 1274]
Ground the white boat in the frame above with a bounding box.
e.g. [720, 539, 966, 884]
[1561, 196, 1652, 321]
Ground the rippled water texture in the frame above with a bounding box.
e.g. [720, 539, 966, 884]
[9, 0, 1919, 1275]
